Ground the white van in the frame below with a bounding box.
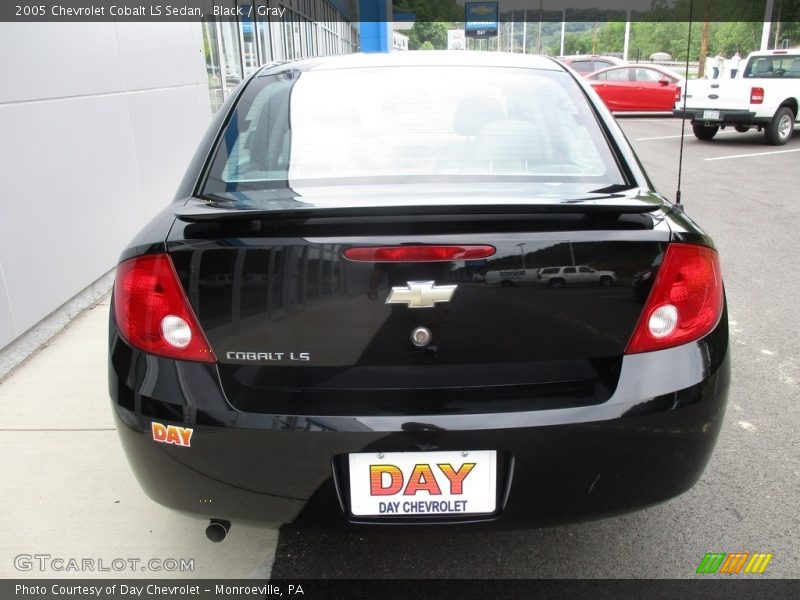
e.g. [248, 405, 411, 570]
[484, 268, 540, 287]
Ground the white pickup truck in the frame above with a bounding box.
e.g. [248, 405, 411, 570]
[674, 48, 800, 145]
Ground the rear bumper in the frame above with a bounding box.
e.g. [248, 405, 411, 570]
[109, 313, 730, 529]
[673, 108, 763, 125]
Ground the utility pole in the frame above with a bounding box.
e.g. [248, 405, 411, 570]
[698, 0, 711, 78]
[536, 0, 543, 54]
[773, 0, 783, 49]
[623, 14, 631, 61]
[760, 0, 774, 50]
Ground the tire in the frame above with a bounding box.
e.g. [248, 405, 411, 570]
[735, 125, 750, 133]
[765, 106, 795, 146]
[600, 276, 613, 287]
[549, 278, 566, 289]
[500, 280, 515, 288]
[692, 124, 719, 140]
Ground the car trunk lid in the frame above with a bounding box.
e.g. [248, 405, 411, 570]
[168, 190, 670, 415]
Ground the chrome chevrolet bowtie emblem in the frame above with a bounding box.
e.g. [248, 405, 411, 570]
[386, 281, 457, 309]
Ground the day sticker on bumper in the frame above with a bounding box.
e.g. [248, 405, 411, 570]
[151, 422, 193, 447]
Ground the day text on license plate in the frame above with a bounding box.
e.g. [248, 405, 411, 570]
[703, 110, 720, 120]
[348, 450, 497, 517]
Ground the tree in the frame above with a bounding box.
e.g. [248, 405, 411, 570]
[595, 21, 625, 54]
[713, 22, 761, 55]
[393, 0, 462, 22]
[407, 22, 450, 50]
[561, 31, 592, 55]
[629, 22, 697, 61]
[396, 0, 473, 50]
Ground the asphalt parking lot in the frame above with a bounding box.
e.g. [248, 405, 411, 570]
[2, 117, 798, 580]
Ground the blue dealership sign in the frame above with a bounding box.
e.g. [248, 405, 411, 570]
[464, 2, 498, 39]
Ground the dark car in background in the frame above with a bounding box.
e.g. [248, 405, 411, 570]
[109, 51, 729, 540]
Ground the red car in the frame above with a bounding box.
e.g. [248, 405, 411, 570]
[586, 65, 683, 112]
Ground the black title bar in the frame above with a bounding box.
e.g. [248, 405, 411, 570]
[2, 1, 799, 23]
[4, 579, 800, 600]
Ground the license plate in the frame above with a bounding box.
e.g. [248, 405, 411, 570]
[702, 110, 720, 120]
[348, 450, 497, 516]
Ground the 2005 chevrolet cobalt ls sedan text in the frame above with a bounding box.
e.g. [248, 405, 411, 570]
[109, 52, 729, 541]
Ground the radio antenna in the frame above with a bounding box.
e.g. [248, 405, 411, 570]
[675, 0, 695, 211]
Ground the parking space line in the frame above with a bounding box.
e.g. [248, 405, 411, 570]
[705, 148, 800, 161]
[618, 118, 677, 122]
[635, 131, 737, 141]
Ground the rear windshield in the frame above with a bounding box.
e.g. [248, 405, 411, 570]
[744, 55, 800, 78]
[201, 65, 625, 195]
[569, 59, 613, 73]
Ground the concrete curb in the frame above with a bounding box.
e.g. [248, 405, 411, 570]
[0, 270, 115, 383]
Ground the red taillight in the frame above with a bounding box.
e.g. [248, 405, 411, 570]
[113, 254, 216, 363]
[343, 245, 496, 262]
[750, 87, 764, 104]
[675, 86, 682, 102]
[625, 244, 723, 354]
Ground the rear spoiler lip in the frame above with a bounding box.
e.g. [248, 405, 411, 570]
[175, 196, 665, 223]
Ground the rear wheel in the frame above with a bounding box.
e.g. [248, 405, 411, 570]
[765, 106, 795, 146]
[734, 125, 750, 133]
[600, 276, 613, 287]
[500, 280, 515, 288]
[692, 124, 719, 140]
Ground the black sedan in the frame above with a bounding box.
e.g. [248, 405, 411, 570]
[109, 51, 729, 540]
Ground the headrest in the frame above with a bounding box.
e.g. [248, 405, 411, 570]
[454, 97, 505, 136]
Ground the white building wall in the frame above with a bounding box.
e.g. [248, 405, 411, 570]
[0, 23, 211, 350]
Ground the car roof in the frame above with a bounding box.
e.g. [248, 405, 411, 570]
[558, 55, 623, 64]
[748, 48, 800, 57]
[558, 54, 621, 60]
[257, 51, 566, 76]
[592, 64, 659, 72]
[587, 63, 682, 76]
